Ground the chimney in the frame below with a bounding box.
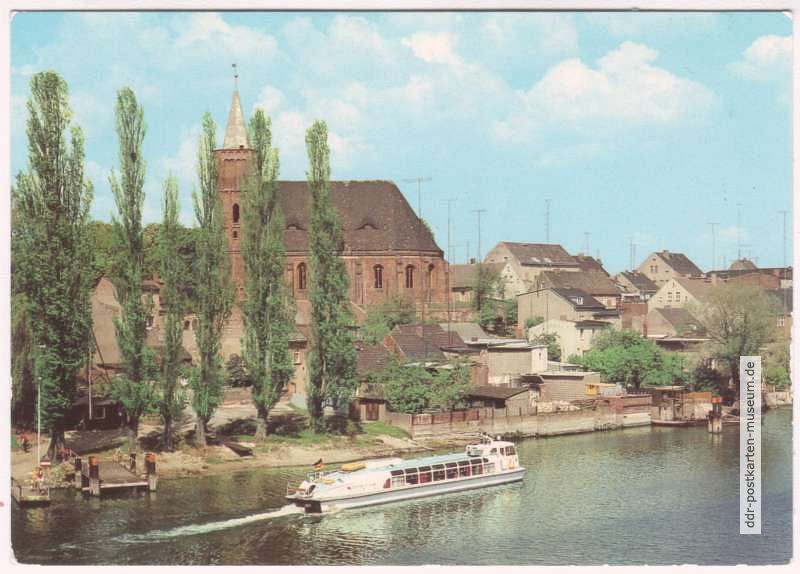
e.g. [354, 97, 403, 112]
[470, 258, 476, 264]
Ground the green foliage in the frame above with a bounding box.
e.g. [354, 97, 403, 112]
[157, 175, 187, 450]
[11, 294, 36, 427]
[241, 109, 295, 440]
[530, 331, 561, 361]
[570, 329, 684, 390]
[190, 112, 234, 443]
[688, 357, 726, 393]
[362, 294, 417, 344]
[472, 263, 503, 312]
[12, 71, 95, 455]
[525, 316, 544, 330]
[108, 88, 159, 449]
[225, 354, 251, 387]
[305, 120, 357, 431]
[379, 359, 471, 414]
[763, 340, 790, 388]
[693, 283, 777, 388]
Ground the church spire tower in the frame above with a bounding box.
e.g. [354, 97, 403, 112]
[223, 64, 249, 149]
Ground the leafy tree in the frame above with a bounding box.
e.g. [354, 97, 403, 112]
[379, 361, 432, 414]
[88, 220, 117, 282]
[12, 72, 95, 461]
[108, 87, 158, 453]
[305, 120, 357, 432]
[472, 263, 503, 314]
[11, 294, 36, 427]
[157, 176, 187, 450]
[688, 355, 726, 393]
[692, 283, 777, 391]
[570, 329, 683, 390]
[763, 340, 790, 388]
[428, 360, 472, 411]
[190, 113, 234, 445]
[241, 109, 295, 442]
[362, 294, 417, 344]
[525, 316, 544, 330]
[531, 332, 561, 362]
[225, 354, 251, 387]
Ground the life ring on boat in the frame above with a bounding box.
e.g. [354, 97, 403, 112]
[508, 462, 516, 470]
[322, 478, 335, 484]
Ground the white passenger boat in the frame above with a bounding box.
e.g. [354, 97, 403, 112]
[286, 434, 525, 513]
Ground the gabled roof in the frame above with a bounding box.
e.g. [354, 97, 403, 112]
[672, 276, 714, 300]
[465, 385, 531, 401]
[539, 270, 620, 297]
[277, 181, 442, 254]
[449, 262, 507, 290]
[574, 255, 608, 275]
[500, 242, 577, 267]
[616, 271, 659, 294]
[355, 343, 393, 376]
[438, 322, 491, 342]
[550, 287, 606, 310]
[655, 251, 703, 276]
[654, 307, 706, 337]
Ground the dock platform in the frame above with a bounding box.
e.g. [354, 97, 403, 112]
[11, 478, 50, 507]
[74, 452, 158, 496]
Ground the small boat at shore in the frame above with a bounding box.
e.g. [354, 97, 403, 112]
[286, 434, 525, 513]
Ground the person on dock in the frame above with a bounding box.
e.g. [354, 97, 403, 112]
[19, 432, 30, 453]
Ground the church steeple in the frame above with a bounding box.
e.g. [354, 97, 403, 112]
[223, 64, 249, 149]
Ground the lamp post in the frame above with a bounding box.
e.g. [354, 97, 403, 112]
[37, 344, 45, 464]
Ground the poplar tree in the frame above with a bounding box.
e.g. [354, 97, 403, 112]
[241, 110, 295, 441]
[12, 71, 94, 460]
[109, 87, 158, 453]
[190, 113, 234, 445]
[158, 176, 186, 450]
[305, 120, 357, 432]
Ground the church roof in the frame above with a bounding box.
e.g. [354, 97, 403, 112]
[277, 181, 442, 254]
[223, 90, 249, 149]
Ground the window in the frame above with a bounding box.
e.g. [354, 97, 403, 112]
[419, 466, 432, 483]
[373, 265, 383, 289]
[183, 320, 190, 331]
[471, 462, 483, 475]
[405, 265, 415, 289]
[232, 230, 238, 239]
[293, 351, 301, 365]
[93, 406, 106, 420]
[667, 292, 673, 302]
[445, 462, 459, 479]
[432, 464, 445, 481]
[405, 468, 419, 485]
[458, 461, 471, 478]
[232, 203, 240, 224]
[146, 315, 154, 329]
[675, 292, 681, 302]
[777, 316, 786, 327]
[390, 471, 405, 488]
[297, 263, 307, 290]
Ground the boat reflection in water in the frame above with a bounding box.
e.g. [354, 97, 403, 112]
[286, 434, 525, 513]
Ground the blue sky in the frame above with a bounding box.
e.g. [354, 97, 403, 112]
[10, 11, 792, 275]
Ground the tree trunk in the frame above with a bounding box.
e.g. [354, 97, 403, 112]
[45, 427, 66, 462]
[195, 418, 206, 447]
[254, 406, 269, 443]
[127, 417, 139, 454]
[163, 416, 173, 451]
[309, 397, 324, 433]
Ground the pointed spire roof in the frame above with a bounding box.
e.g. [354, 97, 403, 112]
[223, 90, 249, 149]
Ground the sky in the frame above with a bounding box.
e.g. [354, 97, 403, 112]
[9, 11, 793, 275]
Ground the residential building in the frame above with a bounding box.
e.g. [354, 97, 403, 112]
[518, 287, 621, 328]
[637, 250, 703, 286]
[484, 242, 579, 294]
[449, 261, 514, 305]
[351, 342, 394, 421]
[706, 266, 791, 289]
[729, 258, 758, 271]
[535, 269, 621, 309]
[528, 318, 614, 359]
[645, 307, 706, 339]
[613, 270, 659, 303]
[765, 288, 792, 340]
[382, 323, 466, 363]
[648, 276, 714, 312]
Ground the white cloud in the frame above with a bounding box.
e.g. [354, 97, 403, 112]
[583, 12, 718, 38]
[492, 42, 715, 148]
[729, 35, 791, 81]
[253, 85, 284, 117]
[174, 13, 278, 62]
[159, 125, 201, 188]
[480, 14, 578, 57]
[402, 32, 463, 67]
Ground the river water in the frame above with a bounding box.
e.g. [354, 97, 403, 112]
[11, 408, 793, 565]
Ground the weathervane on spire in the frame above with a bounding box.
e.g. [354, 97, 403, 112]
[232, 63, 238, 90]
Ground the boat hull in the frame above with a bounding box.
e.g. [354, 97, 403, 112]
[289, 468, 526, 513]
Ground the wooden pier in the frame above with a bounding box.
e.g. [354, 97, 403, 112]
[73, 452, 158, 496]
[11, 478, 50, 507]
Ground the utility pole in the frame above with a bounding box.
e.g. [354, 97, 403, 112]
[628, 236, 636, 271]
[545, 199, 551, 243]
[444, 198, 456, 346]
[472, 209, 487, 262]
[709, 222, 719, 271]
[402, 176, 432, 360]
[737, 202, 743, 260]
[443, 198, 457, 264]
[403, 176, 432, 221]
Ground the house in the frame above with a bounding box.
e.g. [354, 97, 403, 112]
[613, 271, 659, 303]
[648, 276, 714, 312]
[574, 254, 610, 275]
[705, 266, 790, 290]
[528, 319, 614, 360]
[351, 342, 394, 421]
[637, 250, 703, 286]
[765, 288, 792, 340]
[449, 262, 513, 304]
[484, 242, 579, 295]
[532, 370, 606, 402]
[535, 269, 621, 310]
[729, 258, 758, 271]
[518, 287, 621, 328]
[465, 386, 536, 410]
[645, 307, 706, 339]
[383, 324, 466, 364]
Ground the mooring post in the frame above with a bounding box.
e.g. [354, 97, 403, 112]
[708, 396, 723, 434]
[88, 456, 100, 496]
[74, 457, 82, 490]
[145, 452, 158, 492]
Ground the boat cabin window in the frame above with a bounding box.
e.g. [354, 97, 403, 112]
[445, 462, 459, 480]
[405, 468, 419, 485]
[432, 464, 445, 481]
[485, 462, 495, 474]
[471, 462, 484, 475]
[383, 478, 391, 489]
[458, 461, 472, 478]
[418, 466, 432, 484]
[391, 476, 405, 488]
[490, 448, 497, 454]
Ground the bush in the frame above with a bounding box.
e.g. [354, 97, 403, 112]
[225, 354, 251, 387]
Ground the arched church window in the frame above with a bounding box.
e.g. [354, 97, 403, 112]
[374, 265, 383, 289]
[232, 203, 240, 224]
[405, 265, 415, 289]
[298, 263, 307, 291]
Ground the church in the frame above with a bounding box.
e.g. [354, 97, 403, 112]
[215, 87, 450, 357]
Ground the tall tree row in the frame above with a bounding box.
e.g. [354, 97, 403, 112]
[158, 176, 187, 450]
[241, 110, 295, 442]
[12, 71, 95, 460]
[305, 120, 357, 432]
[190, 113, 234, 446]
[109, 88, 157, 453]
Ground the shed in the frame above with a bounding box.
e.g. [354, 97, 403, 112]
[465, 385, 534, 409]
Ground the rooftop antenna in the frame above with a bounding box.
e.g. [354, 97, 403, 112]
[444, 198, 457, 346]
[779, 210, 788, 269]
[737, 202, 742, 260]
[472, 209, 487, 261]
[232, 63, 239, 90]
[403, 176, 432, 221]
[628, 236, 636, 271]
[709, 222, 719, 271]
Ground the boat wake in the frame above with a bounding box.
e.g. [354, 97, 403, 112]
[117, 504, 304, 542]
